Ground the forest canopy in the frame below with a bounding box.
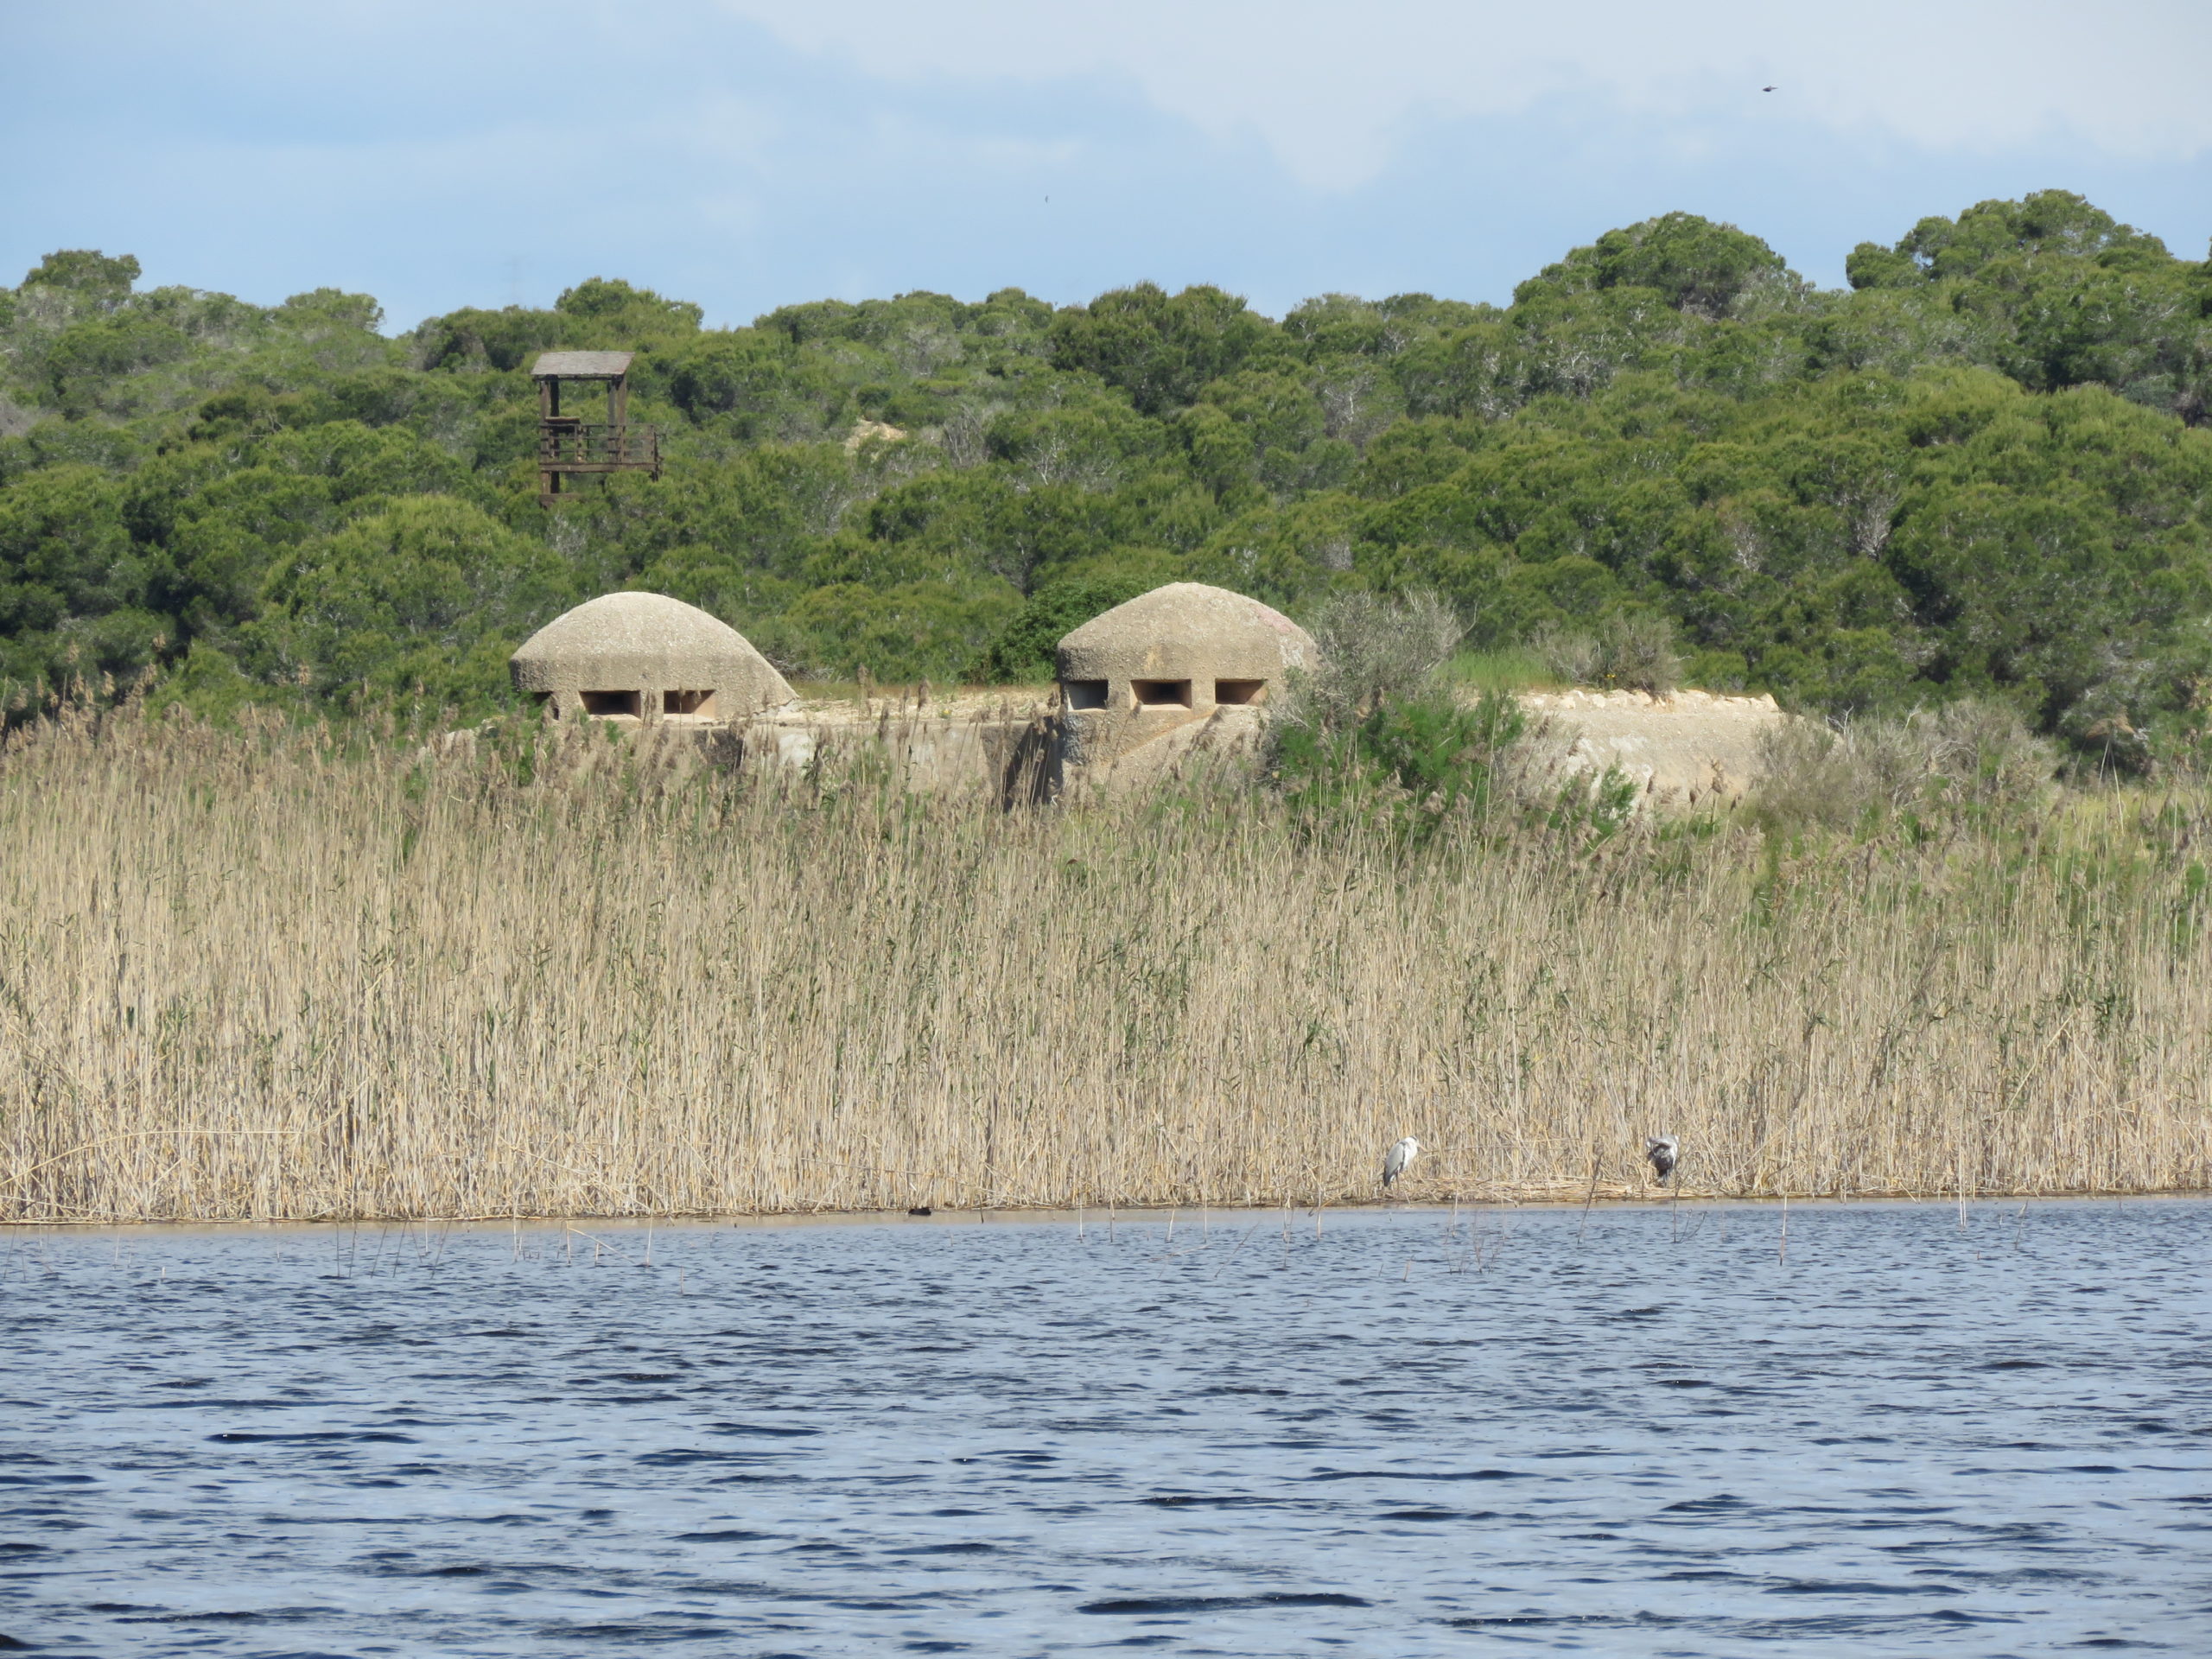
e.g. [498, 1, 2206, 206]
[2, 190, 2209, 763]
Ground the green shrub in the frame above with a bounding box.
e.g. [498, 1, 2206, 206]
[1271, 590, 1543, 837]
[1754, 698, 2058, 830]
[1530, 612, 1684, 695]
[1275, 688, 1525, 820]
[1286, 588, 1465, 728]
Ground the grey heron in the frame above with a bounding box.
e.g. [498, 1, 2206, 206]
[1382, 1136, 1422, 1190]
[1645, 1136, 1680, 1184]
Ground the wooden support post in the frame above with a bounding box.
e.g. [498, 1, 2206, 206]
[538, 378, 564, 505]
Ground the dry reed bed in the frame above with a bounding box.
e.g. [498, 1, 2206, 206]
[3, 709, 2209, 1223]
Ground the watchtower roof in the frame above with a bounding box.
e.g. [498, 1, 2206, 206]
[531, 351, 635, 379]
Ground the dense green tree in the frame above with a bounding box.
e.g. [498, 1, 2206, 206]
[20, 250, 142, 308]
[977, 560, 1189, 682]
[772, 579, 1018, 683]
[1050, 283, 1281, 415]
[0, 461, 166, 694]
[1516, 211, 1804, 319]
[245, 496, 575, 711]
[3, 198, 2209, 760]
[1840, 191, 2212, 423]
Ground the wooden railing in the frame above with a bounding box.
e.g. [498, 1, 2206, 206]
[537, 422, 661, 474]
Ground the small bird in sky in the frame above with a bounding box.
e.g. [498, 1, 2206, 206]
[1645, 1136, 1680, 1184]
[1382, 1136, 1422, 1189]
[1762, 85, 1777, 92]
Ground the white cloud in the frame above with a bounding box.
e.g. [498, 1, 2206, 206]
[715, 0, 2212, 188]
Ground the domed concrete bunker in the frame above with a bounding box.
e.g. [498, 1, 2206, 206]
[1056, 582, 1317, 770]
[510, 592, 794, 724]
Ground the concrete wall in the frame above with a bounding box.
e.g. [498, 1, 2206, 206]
[1524, 690, 1786, 810]
[524, 689, 1789, 811]
[741, 706, 1060, 804]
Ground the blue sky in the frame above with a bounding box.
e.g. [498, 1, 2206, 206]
[5, 0, 2208, 332]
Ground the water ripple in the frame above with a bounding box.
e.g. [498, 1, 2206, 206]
[2, 1198, 2208, 1655]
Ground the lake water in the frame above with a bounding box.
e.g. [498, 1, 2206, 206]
[3, 1199, 2208, 1656]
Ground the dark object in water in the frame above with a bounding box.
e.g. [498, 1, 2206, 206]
[907, 1206, 933, 1217]
[1645, 1136, 1680, 1184]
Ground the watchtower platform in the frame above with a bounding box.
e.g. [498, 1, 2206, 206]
[531, 351, 661, 506]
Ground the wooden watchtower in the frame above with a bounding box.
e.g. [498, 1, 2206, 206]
[530, 351, 662, 506]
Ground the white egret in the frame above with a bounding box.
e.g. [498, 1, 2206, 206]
[1381, 1136, 1422, 1190]
[1645, 1136, 1680, 1184]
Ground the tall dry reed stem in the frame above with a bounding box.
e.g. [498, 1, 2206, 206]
[2, 707, 2209, 1222]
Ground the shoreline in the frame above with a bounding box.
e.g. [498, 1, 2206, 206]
[6, 1189, 2209, 1235]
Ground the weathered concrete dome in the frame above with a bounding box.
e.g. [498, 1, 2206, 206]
[510, 592, 793, 723]
[1056, 582, 1315, 711]
[1053, 583, 1317, 777]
